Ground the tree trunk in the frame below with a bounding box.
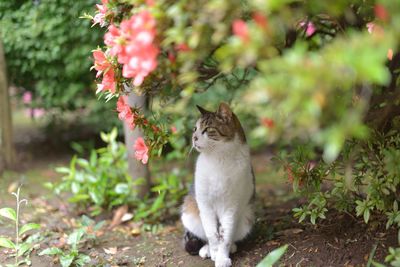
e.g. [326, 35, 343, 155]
[124, 92, 150, 197]
[0, 38, 16, 171]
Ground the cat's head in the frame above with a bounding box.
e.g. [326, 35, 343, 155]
[192, 102, 246, 153]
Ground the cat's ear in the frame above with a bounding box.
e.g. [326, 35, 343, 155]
[217, 102, 233, 120]
[196, 105, 212, 116]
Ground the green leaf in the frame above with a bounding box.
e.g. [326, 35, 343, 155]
[75, 254, 91, 266]
[364, 209, 371, 224]
[0, 237, 16, 249]
[371, 261, 387, 267]
[17, 243, 32, 257]
[39, 247, 62, 256]
[256, 244, 288, 267]
[19, 223, 41, 236]
[68, 194, 90, 203]
[0, 208, 17, 221]
[60, 254, 75, 267]
[110, 127, 117, 141]
[115, 183, 129, 195]
[55, 167, 70, 174]
[67, 229, 85, 247]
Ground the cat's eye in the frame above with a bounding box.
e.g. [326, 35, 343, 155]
[201, 127, 212, 134]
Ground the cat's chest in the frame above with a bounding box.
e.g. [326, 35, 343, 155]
[194, 154, 250, 198]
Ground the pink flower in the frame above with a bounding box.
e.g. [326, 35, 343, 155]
[22, 91, 32, 104]
[171, 126, 177, 134]
[116, 96, 136, 129]
[366, 22, 375, 34]
[93, 0, 108, 27]
[232, 19, 249, 42]
[104, 25, 122, 56]
[299, 21, 316, 37]
[134, 137, 149, 164]
[105, 11, 159, 86]
[92, 49, 111, 77]
[146, 0, 155, 6]
[24, 108, 45, 119]
[97, 68, 116, 93]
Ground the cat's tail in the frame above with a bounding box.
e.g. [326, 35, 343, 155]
[184, 230, 205, 255]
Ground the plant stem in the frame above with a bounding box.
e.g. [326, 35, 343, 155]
[15, 186, 20, 266]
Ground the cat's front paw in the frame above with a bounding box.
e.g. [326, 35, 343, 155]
[215, 255, 232, 267]
[199, 244, 210, 259]
[210, 247, 217, 261]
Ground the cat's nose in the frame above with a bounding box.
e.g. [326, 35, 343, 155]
[193, 136, 198, 141]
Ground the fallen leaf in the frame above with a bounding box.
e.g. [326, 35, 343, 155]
[121, 213, 134, 222]
[109, 205, 128, 229]
[104, 247, 118, 255]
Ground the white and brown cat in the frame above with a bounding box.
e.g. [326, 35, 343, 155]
[181, 103, 255, 267]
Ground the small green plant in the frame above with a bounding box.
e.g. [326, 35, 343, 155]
[46, 128, 143, 216]
[0, 186, 40, 267]
[384, 247, 400, 267]
[38, 216, 103, 267]
[256, 244, 288, 267]
[133, 170, 188, 222]
[48, 128, 188, 223]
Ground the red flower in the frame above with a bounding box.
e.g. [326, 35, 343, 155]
[175, 43, 191, 52]
[252, 12, 268, 29]
[152, 125, 160, 133]
[168, 51, 176, 64]
[375, 4, 389, 21]
[116, 96, 136, 129]
[261, 118, 275, 129]
[134, 137, 149, 164]
[232, 19, 249, 42]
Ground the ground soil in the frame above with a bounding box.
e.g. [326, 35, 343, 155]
[0, 122, 397, 267]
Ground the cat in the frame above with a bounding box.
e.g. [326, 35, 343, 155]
[181, 102, 255, 267]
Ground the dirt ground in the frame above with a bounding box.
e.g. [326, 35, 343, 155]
[0, 121, 397, 266]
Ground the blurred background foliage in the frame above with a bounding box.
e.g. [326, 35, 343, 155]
[0, 0, 118, 132]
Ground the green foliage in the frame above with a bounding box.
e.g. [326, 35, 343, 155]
[48, 128, 187, 221]
[0, 0, 103, 111]
[385, 247, 400, 267]
[47, 128, 140, 216]
[256, 244, 288, 267]
[38, 219, 98, 267]
[285, 132, 400, 229]
[0, 187, 41, 267]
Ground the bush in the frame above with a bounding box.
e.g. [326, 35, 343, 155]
[0, 0, 117, 129]
[285, 132, 400, 227]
